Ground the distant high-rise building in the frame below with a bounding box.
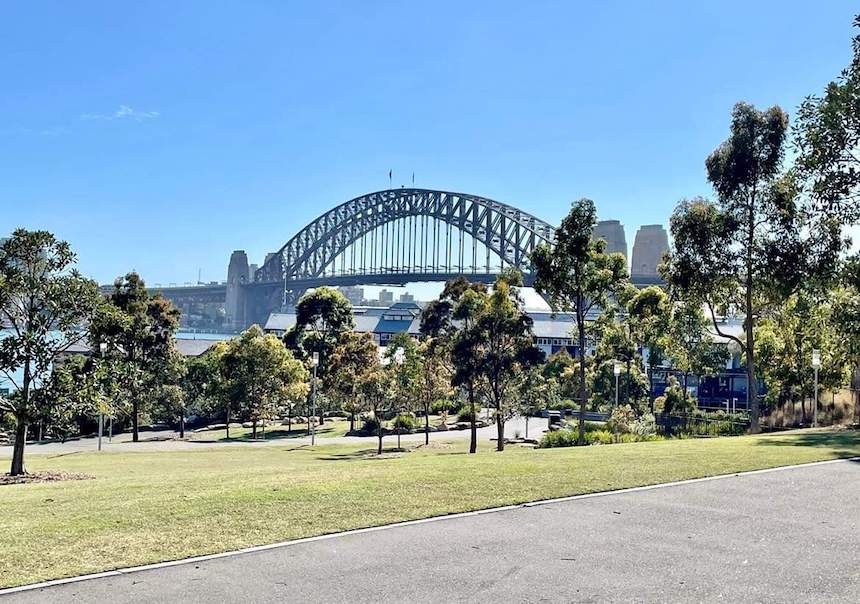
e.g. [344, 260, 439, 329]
[631, 225, 669, 279]
[593, 220, 627, 259]
[399, 292, 415, 303]
[379, 289, 394, 305]
[340, 285, 365, 305]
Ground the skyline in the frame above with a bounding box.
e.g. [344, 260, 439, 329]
[2, 1, 858, 286]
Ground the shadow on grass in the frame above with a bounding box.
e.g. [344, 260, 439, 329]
[190, 425, 346, 443]
[314, 447, 411, 461]
[754, 429, 860, 463]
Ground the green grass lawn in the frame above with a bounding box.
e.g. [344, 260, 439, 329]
[2, 429, 859, 588]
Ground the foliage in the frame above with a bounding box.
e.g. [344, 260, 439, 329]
[794, 15, 860, 224]
[661, 376, 697, 415]
[533, 198, 629, 444]
[284, 286, 354, 372]
[0, 229, 102, 474]
[219, 326, 309, 436]
[392, 413, 416, 431]
[462, 270, 544, 451]
[325, 332, 377, 430]
[90, 272, 181, 442]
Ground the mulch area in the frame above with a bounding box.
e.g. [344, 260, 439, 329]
[0, 471, 94, 486]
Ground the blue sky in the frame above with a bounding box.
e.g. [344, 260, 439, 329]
[1, 1, 857, 290]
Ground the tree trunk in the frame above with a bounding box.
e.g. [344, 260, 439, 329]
[132, 398, 140, 442]
[349, 412, 355, 433]
[469, 385, 477, 454]
[179, 414, 185, 439]
[226, 406, 231, 439]
[319, 411, 324, 426]
[377, 409, 384, 455]
[683, 372, 689, 401]
[495, 407, 505, 452]
[648, 366, 654, 414]
[424, 402, 430, 446]
[10, 419, 28, 476]
[576, 304, 588, 446]
[252, 420, 257, 439]
[745, 200, 759, 432]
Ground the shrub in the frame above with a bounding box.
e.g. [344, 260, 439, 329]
[631, 412, 656, 437]
[361, 417, 380, 434]
[606, 404, 637, 434]
[431, 398, 463, 415]
[392, 414, 416, 431]
[457, 406, 476, 422]
[584, 429, 614, 445]
[539, 429, 579, 448]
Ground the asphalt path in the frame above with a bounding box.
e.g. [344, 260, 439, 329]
[0, 416, 548, 457]
[3, 459, 859, 603]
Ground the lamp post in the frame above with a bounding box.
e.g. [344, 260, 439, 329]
[613, 360, 622, 408]
[311, 352, 319, 446]
[393, 347, 405, 450]
[812, 349, 821, 427]
[98, 342, 107, 451]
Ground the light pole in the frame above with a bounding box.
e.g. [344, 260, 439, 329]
[613, 360, 622, 408]
[393, 347, 405, 450]
[311, 351, 319, 446]
[98, 342, 107, 451]
[812, 348, 821, 427]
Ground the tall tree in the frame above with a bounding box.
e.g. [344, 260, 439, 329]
[794, 15, 860, 224]
[469, 271, 543, 451]
[90, 272, 180, 441]
[424, 277, 488, 454]
[384, 332, 420, 448]
[326, 332, 377, 432]
[626, 286, 670, 411]
[220, 325, 308, 439]
[415, 338, 451, 444]
[533, 198, 629, 444]
[284, 287, 354, 425]
[0, 230, 102, 475]
[359, 361, 396, 455]
[663, 102, 800, 431]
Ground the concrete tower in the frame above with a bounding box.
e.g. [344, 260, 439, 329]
[593, 220, 628, 259]
[226, 250, 250, 330]
[631, 225, 669, 279]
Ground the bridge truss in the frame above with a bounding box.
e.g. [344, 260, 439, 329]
[255, 188, 556, 301]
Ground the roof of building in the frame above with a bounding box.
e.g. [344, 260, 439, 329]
[264, 313, 297, 332]
[59, 338, 219, 358]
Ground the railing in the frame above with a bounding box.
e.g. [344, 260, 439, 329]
[656, 413, 750, 437]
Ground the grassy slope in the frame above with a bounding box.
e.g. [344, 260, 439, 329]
[1, 429, 858, 588]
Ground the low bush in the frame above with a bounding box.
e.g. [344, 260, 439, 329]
[457, 406, 476, 422]
[538, 429, 579, 448]
[361, 417, 380, 434]
[392, 414, 416, 431]
[431, 398, 463, 416]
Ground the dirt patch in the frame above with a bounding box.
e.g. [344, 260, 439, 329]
[0, 471, 94, 486]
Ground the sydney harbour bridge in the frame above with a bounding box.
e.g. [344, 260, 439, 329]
[125, 188, 665, 330]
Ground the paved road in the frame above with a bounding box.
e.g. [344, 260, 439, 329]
[0, 416, 548, 458]
[4, 460, 859, 603]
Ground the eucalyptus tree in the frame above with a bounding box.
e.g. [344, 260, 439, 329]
[415, 338, 451, 444]
[326, 332, 378, 432]
[626, 286, 670, 410]
[467, 270, 543, 451]
[533, 198, 629, 444]
[284, 287, 353, 424]
[90, 272, 181, 441]
[794, 15, 860, 225]
[220, 325, 308, 439]
[359, 360, 396, 455]
[0, 230, 102, 475]
[423, 276, 489, 454]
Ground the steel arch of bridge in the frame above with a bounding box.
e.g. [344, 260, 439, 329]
[255, 188, 555, 287]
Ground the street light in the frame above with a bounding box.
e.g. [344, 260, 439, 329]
[393, 347, 404, 450]
[613, 360, 622, 408]
[311, 352, 320, 446]
[812, 348, 821, 427]
[98, 342, 107, 451]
